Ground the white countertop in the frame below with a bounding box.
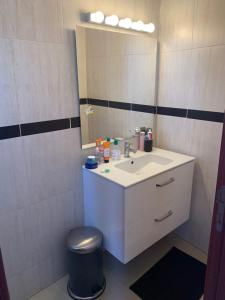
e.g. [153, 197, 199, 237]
[83, 148, 195, 188]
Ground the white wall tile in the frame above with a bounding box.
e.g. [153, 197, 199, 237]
[176, 165, 215, 252]
[0, 38, 19, 126]
[0, 211, 26, 278]
[193, 0, 225, 48]
[87, 56, 108, 100]
[76, 27, 88, 99]
[158, 49, 193, 108]
[16, 0, 63, 43]
[21, 130, 81, 203]
[0, 138, 30, 214]
[0, 0, 16, 38]
[156, 114, 223, 252]
[156, 115, 189, 154]
[127, 54, 156, 105]
[80, 105, 90, 145]
[189, 45, 225, 112]
[160, 0, 195, 52]
[14, 40, 77, 123]
[129, 111, 154, 133]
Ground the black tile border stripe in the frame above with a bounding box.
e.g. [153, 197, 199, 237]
[157, 106, 187, 118]
[0, 107, 224, 141]
[89, 98, 109, 107]
[80, 98, 224, 122]
[132, 104, 156, 114]
[80, 98, 88, 105]
[71, 117, 81, 128]
[0, 125, 20, 140]
[21, 119, 70, 136]
[109, 101, 131, 110]
[81, 98, 156, 114]
[187, 109, 224, 123]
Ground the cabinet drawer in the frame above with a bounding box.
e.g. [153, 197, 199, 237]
[151, 163, 193, 214]
[124, 162, 194, 263]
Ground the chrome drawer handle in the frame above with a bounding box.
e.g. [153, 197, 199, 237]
[156, 177, 175, 187]
[154, 210, 173, 222]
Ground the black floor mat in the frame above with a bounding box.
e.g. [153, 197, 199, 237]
[130, 247, 206, 300]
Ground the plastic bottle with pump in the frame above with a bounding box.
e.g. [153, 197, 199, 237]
[112, 139, 121, 160]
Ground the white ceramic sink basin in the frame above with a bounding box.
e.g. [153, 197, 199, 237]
[115, 154, 173, 174]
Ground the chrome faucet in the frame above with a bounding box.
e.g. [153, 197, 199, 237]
[124, 141, 137, 158]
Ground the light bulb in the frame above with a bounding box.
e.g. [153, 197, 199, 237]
[118, 18, 132, 29]
[131, 20, 144, 31]
[90, 11, 105, 24]
[105, 15, 119, 26]
[143, 23, 155, 33]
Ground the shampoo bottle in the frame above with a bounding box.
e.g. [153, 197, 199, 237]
[139, 131, 145, 151]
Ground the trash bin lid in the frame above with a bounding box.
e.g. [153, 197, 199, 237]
[67, 227, 103, 254]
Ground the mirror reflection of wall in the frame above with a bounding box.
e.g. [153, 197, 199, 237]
[76, 26, 158, 148]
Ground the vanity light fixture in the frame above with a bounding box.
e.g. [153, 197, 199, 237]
[143, 23, 156, 33]
[89, 11, 105, 24]
[87, 12, 155, 33]
[131, 20, 144, 31]
[105, 15, 119, 26]
[118, 18, 132, 29]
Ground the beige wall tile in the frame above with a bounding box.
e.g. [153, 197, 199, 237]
[193, 0, 225, 48]
[189, 45, 225, 112]
[185, 119, 222, 181]
[176, 166, 215, 252]
[156, 115, 223, 252]
[108, 108, 130, 138]
[127, 54, 156, 105]
[158, 50, 193, 108]
[0, 0, 16, 38]
[14, 40, 77, 123]
[86, 28, 107, 58]
[80, 105, 90, 145]
[76, 27, 87, 98]
[129, 111, 154, 133]
[0, 38, 19, 126]
[87, 56, 108, 100]
[160, 0, 195, 52]
[156, 115, 189, 154]
[16, 0, 63, 43]
[88, 106, 112, 142]
[108, 55, 127, 102]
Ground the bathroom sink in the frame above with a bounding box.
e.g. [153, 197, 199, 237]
[115, 154, 173, 174]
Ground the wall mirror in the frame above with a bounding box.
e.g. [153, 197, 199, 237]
[76, 25, 158, 149]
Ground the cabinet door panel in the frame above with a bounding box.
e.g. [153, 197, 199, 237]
[124, 162, 194, 263]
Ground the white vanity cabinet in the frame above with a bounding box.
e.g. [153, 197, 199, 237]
[83, 149, 194, 264]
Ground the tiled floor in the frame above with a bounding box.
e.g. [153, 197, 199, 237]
[30, 234, 207, 300]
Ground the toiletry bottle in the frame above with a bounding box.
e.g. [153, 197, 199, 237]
[115, 137, 124, 153]
[134, 127, 140, 151]
[148, 128, 153, 140]
[103, 138, 111, 163]
[98, 138, 104, 160]
[144, 134, 152, 152]
[139, 131, 145, 151]
[95, 139, 102, 163]
[112, 139, 121, 160]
